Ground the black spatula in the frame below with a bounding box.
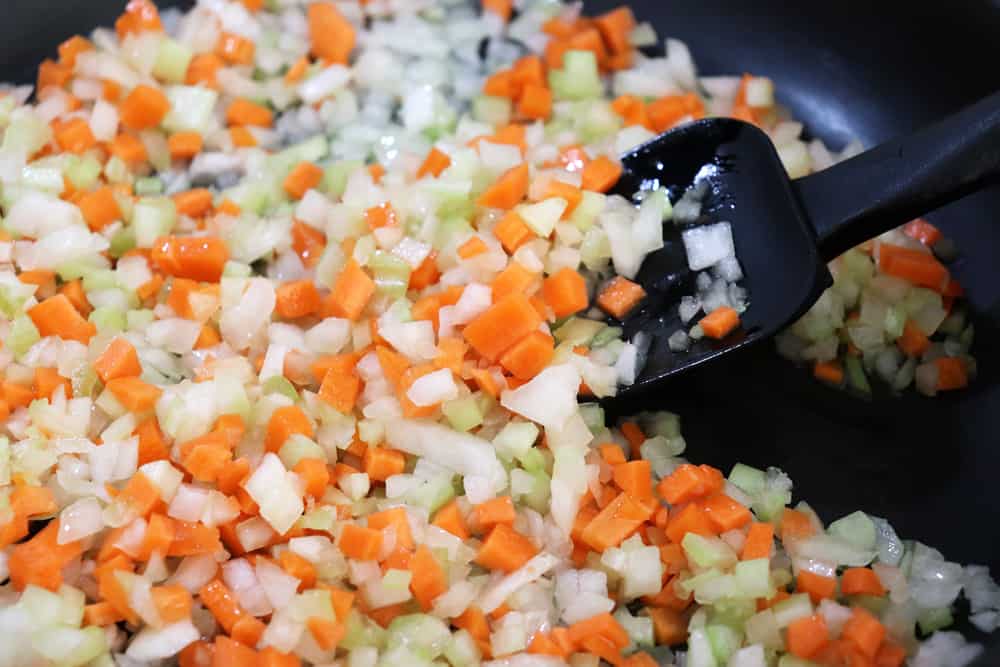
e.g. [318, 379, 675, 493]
[614, 91, 1000, 395]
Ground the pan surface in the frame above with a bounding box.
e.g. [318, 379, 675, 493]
[3, 0, 999, 660]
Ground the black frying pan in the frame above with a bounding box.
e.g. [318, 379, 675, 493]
[4, 0, 1000, 662]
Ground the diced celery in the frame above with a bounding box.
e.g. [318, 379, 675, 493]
[153, 38, 193, 84]
[683, 533, 739, 570]
[827, 511, 877, 551]
[442, 395, 483, 432]
[549, 50, 603, 101]
[745, 609, 783, 649]
[323, 160, 364, 199]
[511, 467, 550, 513]
[163, 86, 219, 133]
[357, 419, 384, 445]
[132, 197, 177, 248]
[728, 463, 766, 495]
[104, 155, 131, 185]
[553, 317, 606, 346]
[578, 403, 605, 433]
[89, 307, 126, 334]
[706, 624, 741, 665]
[708, 598, 757, 629]
[83, 269, 118, 292]
[734, 558, 772, 599]
[223, 260, 253, 278]
[371, 251, 412, 298]
[109, 226, 137, 258]
[570, 190, 607, 231]
[640, 435, 685, 478]
[772, 593, 813, 628]
[917, 606, 953, 634]
[473, 95, 513, 126]
[434, 216, 474, 249]
[752, 488, 791, 522]
[492, 421, 539, 461]
[298, 506, 337, 532]
[845, 355, 871, 394]
[443, 628, 481, 666]
[406, 474, 455, 513]
[6, 314, 40, 358]
[0, 277, 35, 318]
[271, 135, 330, 177]
[135, 177, 164, 196]
[576, 100, 623, 142]
[778, 656, 819, 667]
[279, 434, 325, 469]
[850, 594, 889, 616]
[2, 109, 52, 156]
[127, 309, 155, 332]
[72, 366, 99, 399]
[0, 437, 9, 486]
[386, 614, 451, 659]
[263, 375, 299, 402]
[22, 164, 65, 193]
[614, 608, 654, 652]
[342, 610, 389, 651]
[518, 446, 548, 474]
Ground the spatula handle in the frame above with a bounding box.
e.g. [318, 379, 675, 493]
[793, 90, 1000, 260]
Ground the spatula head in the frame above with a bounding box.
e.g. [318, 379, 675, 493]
[613, 118, 831, 395]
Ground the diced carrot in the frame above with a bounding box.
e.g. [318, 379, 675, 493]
[115, 0, 162, 37]
[457, 236, 489, 260]
[417, 147, 451, 178]
[499, 330, 554, 381]
[619, 421, 646, 459]
[37, 59, 72, 91]
[168, 131, 203, 160]
[84, 601, 125, 626]
[787, 614, 830, 659]
[136, 417, 169, 465]
[259, 647, 301, 667]
[542, 267, 588, 318]
[814, 360, 845, 385]
[277, 550, 317, 591]
[545, 180, 583, 218]
[29, 294, 96, 343]
[475, 523, 538, 572]
[106, 376, 162, 412]
[699, 305, 741, 339]
[528, 631, 572, 658]
[742, 522, 774, 560]
[139, 512, 175, 561]
[483, 69, 516, 99]
[841, 567, 886, 597]
[55, 118, 97, 154]
[477, 163, 529, 210]
[409, 545, 447, 611]
[432, 499, 469, 540]
[780, 508, 817, 543]
[283, 55, 310, 85]
[492, 262, 538, 304]
[482, 0, 513, 21]
[339, 524, 382, 560]
[646, 606, 688, 646]
[213, 635, 257, 664]
[120, 84, 170, 131]
[302, 616, 343, 652]
[665, 502, 718, 544]
[877, 243, 949, 291]
[94, 337, 142, 383]
[594, 7, 636, 55]
[362, 447, 406, 482]
[599, 442, 627, 465]
[517, 83, 552, 120]
[568, 612, 630, 651]
[464, 293, 543, 362]
[182, 440, 232, 482]
[366, 507, 413, 550]
[841, 607, 886, 658]
[199, 579, 251, 634]
[11, 485, 57, 518]
[174, 189, 214, 218]
[284, 161, 324, 200]
[169, 521, 222, 556]
[34, 367, 72, 401]
[323, 259, 375, 321]
[580, 491, 654, 551]
[118, 471, 161, 517]
[18, 269, 55, 290]
[151, 584, 193, 623]
[612, 460, 653, 500]
[797, 570, 837, 604]
[275, 280, 321, 320]
[473, 496, 517, 529]
[408, 253, 440, 291]
[59, 279, 91, 316]
[185, 53, 221, 87]
[9, 521, 84, 591]
[935, 357, 969, 391]
[581, 155, 623, 193]
[226, 98, 274, 127]
[902, 218, 943, 246]
[291, 220, 326, 268]
[77, 186, 123, 231]
[58, 35, 93, 67]
[656, 463, 721, 505]
[265, 405, 314, 453]
[307, 2, 355, 64]
[151, 235, 229, 282]
[875, 641, 907, 667]
[229, 126, 257, 148]
[4, 381, 34, 410]
[216, 32, 255, 65]
[493, 212, 536, 254]
[597, 276, 646, 320]
[292, 457, 330, 500]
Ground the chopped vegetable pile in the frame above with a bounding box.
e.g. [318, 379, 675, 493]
[0, 0, 991, 666]
[778, 219, 975, 397]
